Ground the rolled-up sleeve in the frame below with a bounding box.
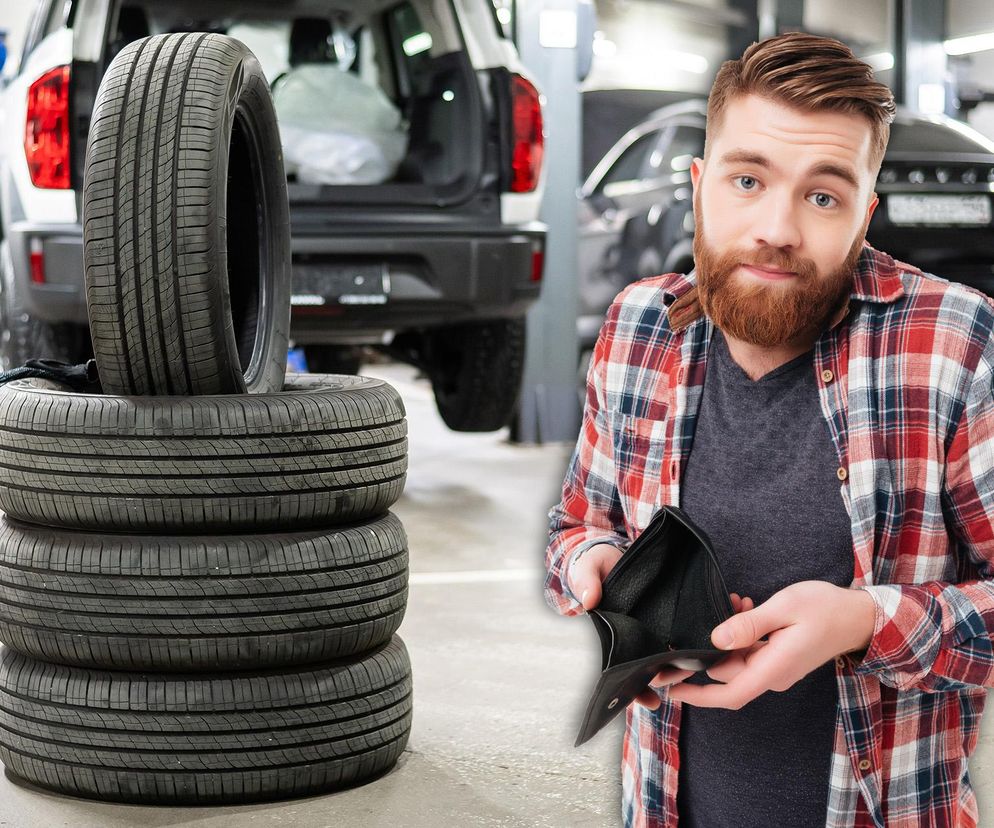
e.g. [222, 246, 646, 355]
[852, 329, 994, 692]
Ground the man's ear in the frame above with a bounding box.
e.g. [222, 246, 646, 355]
[866, 193, 879, 223]
[691, 157, 703, 190]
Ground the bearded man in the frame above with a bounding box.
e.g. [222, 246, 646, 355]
[544, 30, 994, 828]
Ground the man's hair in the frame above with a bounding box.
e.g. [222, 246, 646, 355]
[706, 31, 897, 172]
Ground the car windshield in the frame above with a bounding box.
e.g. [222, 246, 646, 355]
[888, 120, 993, 154]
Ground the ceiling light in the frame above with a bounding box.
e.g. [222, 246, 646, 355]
[862, 52, 894, 71]
[943, 31, 994, 56]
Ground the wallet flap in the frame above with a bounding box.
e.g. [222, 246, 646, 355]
[573, 646, 729, 747]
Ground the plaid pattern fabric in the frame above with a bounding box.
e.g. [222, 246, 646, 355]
[545, 242, 994, 827]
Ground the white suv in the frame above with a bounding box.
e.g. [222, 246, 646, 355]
[0, 0, 547, 432]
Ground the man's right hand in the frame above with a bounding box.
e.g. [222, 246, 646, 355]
[567, 542, 624, 612]
[568, 545, 758, 710]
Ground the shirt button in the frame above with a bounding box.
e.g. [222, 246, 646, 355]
[858, 758, 871, 771]
[836, 466, 848, 482]
[670, 461, 678, 480]
[677, 366, 687, 383]
[821, 369, 834, 383]
[835, 656, 846, 668]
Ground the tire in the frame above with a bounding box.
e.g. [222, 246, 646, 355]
[0, 512, 408, 671]
[0, 636, 413, 804]
[0, 374, 406, 533]
[0, 241, 91, 370]
[83, 33, 291, 396]
[423, 318, 526, 432]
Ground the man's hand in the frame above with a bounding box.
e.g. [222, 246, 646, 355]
[664, 580, 876, 710]
[634, 593, 757, 710]
[567, 543, 624, 612]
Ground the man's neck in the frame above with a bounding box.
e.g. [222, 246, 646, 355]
[720, 328, 818, 381]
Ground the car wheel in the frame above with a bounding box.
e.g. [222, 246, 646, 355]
[423, 318, 525, 432]
[0, 374, 407, 533]
[0, 636, 412, 804]
[83, 33, 291, 395]
[0, 241, 91, 370]
[0, 512, 408, 671]
[304, 344, 362, 375]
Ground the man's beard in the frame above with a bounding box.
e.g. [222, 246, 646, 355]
[692, 208, 866, 348]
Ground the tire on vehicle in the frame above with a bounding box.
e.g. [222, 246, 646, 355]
[0, 241, 91, 370]
[0, 374, 407, 533]
[83, 32, 291, 396]
[0, 636, 412, 804]
[0, 512, 408, 671]
[423, 317, 526, 432]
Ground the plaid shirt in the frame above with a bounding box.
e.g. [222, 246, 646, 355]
[545, 242, 994, 827]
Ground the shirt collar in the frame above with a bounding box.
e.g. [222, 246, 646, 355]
[663, 241, 907, 333]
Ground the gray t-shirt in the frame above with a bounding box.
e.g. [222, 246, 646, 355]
[675, 326, 854, 827]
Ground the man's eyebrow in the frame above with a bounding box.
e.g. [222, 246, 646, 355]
[717, 150, 859, 191]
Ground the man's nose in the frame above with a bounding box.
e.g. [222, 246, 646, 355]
[752, 193, 801, 250]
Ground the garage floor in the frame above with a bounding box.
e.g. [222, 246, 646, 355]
[0, 360, 991, 828]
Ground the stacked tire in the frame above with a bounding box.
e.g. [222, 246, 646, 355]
[0, 33, 413, 805]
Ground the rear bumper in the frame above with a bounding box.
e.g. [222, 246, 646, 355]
[6, 222, 88, 324]
[288, 221, 547, 344]
[3, 219, 549, 338]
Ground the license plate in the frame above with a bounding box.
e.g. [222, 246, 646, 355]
[887, 194, 992, 226]
[292, 263, 389, 305]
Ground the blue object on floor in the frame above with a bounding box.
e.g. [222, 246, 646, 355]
[287, 347, 308, 373]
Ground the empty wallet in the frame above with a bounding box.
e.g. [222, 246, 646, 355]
[574, 504, 735, 747]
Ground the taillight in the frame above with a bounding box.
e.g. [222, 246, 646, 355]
[530, 245, 544, 282]
[510, 74, 543, 193]
[25, 65, 71, 190]
[29, 237, 45, 284]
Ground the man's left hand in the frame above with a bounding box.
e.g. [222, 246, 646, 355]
[663, 581, 876, 710]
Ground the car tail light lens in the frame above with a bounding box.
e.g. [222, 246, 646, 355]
[530, 245, 544, 283]
[29, 238, 45, 284]
[510, 74, 544, 193]
[25, 65, 71, 190]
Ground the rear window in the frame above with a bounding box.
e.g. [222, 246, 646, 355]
[888, 120, 994, 155]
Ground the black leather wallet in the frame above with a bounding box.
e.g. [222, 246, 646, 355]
[574, 505, 735, 747]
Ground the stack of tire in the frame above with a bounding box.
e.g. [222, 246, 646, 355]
[0, 34, 412, 805]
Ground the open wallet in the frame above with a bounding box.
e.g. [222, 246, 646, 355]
[574, 505, 736, 747]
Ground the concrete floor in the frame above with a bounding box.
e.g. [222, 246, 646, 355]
[0, 360, 991, 827]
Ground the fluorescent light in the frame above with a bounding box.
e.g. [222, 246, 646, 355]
[862, 52, 894, 71]
[403, 32, 433, 56]
[944, 31, 994, 56]
[669, 50, 709, 74]
[291, 294, 325, 306]
[496, 7, 511, 25]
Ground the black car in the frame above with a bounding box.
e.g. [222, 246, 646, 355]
[576, 97, 994, 358]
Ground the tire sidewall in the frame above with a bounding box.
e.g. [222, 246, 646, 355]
[213, 41, 291, 394]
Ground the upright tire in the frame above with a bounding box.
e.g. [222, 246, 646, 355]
[0, 374, 407, 533]
[0, 637, 413, 804]
[83, 33, 291, 396]
[0, 512, 409, 671]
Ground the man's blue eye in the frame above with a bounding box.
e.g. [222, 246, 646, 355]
[811, 193, 836, 208]
[735, 176, 756, 190]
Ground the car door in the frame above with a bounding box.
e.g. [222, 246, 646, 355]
[577, 126, 668, 322]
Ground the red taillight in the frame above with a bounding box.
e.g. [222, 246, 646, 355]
[530, 246, 544, 282]
[29, 238, 45, 284]
[25, 65, 71, 190]
[510, 74, 543, 193]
